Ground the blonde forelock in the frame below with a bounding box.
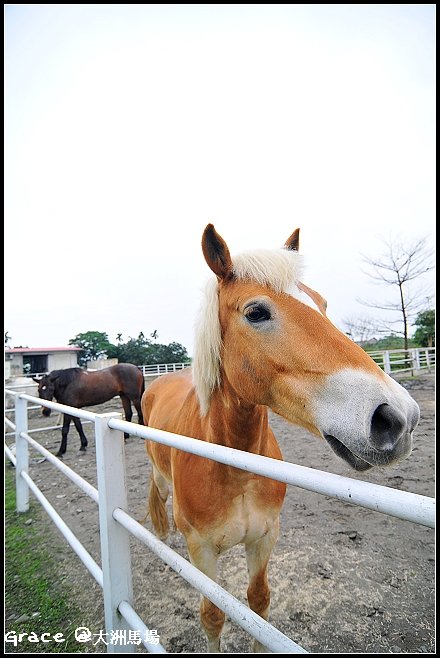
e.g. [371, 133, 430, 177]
[192, 247, 304, 415]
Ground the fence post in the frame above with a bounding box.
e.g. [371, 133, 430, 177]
[383, 351, 391, 374]
[413, 349, 421, 371]
[15, 395, 30, 512]
[425, 349, 431, 373]
[95, 413, 135, 653]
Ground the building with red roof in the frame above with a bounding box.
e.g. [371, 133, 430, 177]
[5, 346, 82, 377]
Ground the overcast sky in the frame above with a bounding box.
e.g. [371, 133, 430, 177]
[4, 4, 435, 358]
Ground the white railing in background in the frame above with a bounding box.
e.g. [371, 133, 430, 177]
[4, 351, 433, 423]
[366, 347, 435, 375]
[4, 388, 435, 654]
[138, 362, 191, 377]
[3, 363, 193, 414]
[6, 350, 434, 382]
[4, 363, 192, 381]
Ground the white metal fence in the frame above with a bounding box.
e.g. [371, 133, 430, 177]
[138, 363, 191, 377]
[366, 347, 435, 375]
[136, 350, 436, 378]
[5, 349, 434, 381]
[4, 388, 435, 654]
[4, 363, 192, 381]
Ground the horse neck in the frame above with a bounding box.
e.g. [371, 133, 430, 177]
[207, 379, 270, 454]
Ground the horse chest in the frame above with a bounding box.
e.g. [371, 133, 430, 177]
[173, 457, 284, 548]
[178, 475, 276, 553]
[210, 489, 274, 552]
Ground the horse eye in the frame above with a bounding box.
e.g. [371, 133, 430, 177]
[245, 305, 271, 323]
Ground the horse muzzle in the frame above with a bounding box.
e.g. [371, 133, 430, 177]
[42, 407, 51, 417]
[323, 399, 420, 470]
[324, 429, 414, 471]
[314, 369, 421, 471]
[324, 435, 374, 471]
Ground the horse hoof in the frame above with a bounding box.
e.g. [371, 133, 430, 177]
[79, 447, 87, 452]
[124, 433, 130, 440]
[56, 452, 64, 459]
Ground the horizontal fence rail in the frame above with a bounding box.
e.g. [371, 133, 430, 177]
[114, 508, 305, 653]
[8, 390, 436, 529]
[4, 385, 435, 654]
[109, 419, 435, 529]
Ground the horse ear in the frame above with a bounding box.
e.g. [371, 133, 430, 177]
[297, 281, 328, 317]
[284, 228, 300, 251]
[32, 376, 41, 383]
[202, 224, 233, 279]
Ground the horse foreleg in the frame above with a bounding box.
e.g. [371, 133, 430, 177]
[57, 414, 72, 457]
[187, 539, 224, 653]
[120, 394, 132, 439]
[147, 466, 170, 538]
[72, 416, 88, 452]
[133, 395, 144, 426]
[245, 522, 279, 653]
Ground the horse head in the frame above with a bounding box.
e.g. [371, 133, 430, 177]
[194, 224, 420, 472]
[32, 373, 58, 416]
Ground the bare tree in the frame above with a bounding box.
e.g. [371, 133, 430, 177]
[358, 235, 434, 350]
[343, 315, 379, 345]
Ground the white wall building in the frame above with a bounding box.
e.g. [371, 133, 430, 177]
[4, 346, 82, 377]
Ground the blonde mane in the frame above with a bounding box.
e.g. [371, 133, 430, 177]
[192, 248, 304, 415]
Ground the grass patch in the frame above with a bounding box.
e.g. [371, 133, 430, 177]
[4, 464, 91, 653]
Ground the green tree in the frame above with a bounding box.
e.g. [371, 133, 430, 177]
[69, 331, 115, 367]
[364, 334, 417, 351]
[110, 333, 153, 365]
[70, 330, 190, 367]
[149, 341, 189, 364]
[412, 309, 435, 347]
[112, 335, 190, 366]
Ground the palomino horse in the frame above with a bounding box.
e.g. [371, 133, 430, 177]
[33, 364, 145, 457]
[142, 224, 420, 652]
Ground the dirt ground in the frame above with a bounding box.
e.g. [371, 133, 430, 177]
[5, 373, 435, 654]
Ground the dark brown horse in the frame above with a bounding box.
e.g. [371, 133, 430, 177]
[33, 364, 145, 457]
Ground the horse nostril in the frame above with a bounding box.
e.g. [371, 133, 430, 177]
[370, 403, 406, 450]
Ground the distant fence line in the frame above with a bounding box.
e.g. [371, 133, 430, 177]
[138, 362, 191, 377]
[365, 347, 435, 375]
[4, 349, 434, 383]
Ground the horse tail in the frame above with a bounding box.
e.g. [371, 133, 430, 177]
[148, 476, 170, 540]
